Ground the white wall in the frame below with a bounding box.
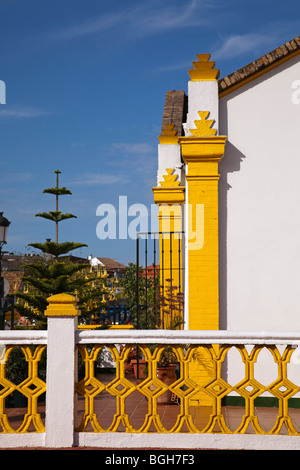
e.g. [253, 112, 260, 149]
[219, 55, 300, 331]
[156, 144, 183, 185]
[185, 80, 219, 134]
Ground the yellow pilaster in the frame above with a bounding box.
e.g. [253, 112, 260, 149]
[179, 112, 226, 405]
[179, 112, 226, 330]
[153, 170, 185, 329]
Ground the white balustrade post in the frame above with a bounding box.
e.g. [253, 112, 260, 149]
[44, 294, 80, 448]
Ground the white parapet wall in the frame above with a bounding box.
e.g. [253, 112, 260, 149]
[1, 327, 300, 449]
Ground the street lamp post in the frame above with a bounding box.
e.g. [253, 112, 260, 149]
[0, 212, 10, 329]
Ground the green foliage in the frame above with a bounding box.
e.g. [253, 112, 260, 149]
[35, 211, 77, 223]
[157, 347, 178, 367]
[6, 348, 28, 384]
[34, 169, 82, 248]
[43, 187, 72, 196]
[23, 259, 88, 294]
[158, 280, 184, 330]
[119, 262, 160, 329]
[15, 170, 104, 328]
[119, 263, 184, 333]
[28, 241, 87, 258]
[6, 346, 47, 388]
[17, 262, 108, 327]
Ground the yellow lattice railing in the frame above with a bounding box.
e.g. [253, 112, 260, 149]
[75, 342, 300, 435]
[1, 324, 299, 439]
[0, 345, 46, 433]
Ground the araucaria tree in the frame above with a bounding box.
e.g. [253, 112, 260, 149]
[16, 170, 106, 327]
[29, 169, 86, 257]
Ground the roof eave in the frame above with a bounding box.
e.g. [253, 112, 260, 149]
[218, 36, 300, 98]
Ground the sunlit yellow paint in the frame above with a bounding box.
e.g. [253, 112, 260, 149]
[0, 345, 46, 433]
[179, 127, 226, 331]
[45, 293, 80, 317]
[190, 111, 216, 136]
[78, 324, 134, 330]
[188, 54, 220, 81]
[158, 123, 179, 144]
[75, 342, 300, 434]
[153, 170, 185, 328]
[178, 113, 226, 404]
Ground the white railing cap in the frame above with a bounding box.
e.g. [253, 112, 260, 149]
[76, 329, 300, 345]
[0, 330, 47, 344]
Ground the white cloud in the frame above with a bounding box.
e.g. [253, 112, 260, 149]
[212, 20, 300, 62]
[156, 21, 299, 73]
[212, 33, 280, 60]
[155, 60, 192, 73]
[48, 10, 125, 41]
[2, 172, 34, 183]
[45, 0, 210, 43]
[134, 0, 208, 34]
[69, 173, 124, 186]
[0, 106, 51, 119]
[109, 142, 154, 156]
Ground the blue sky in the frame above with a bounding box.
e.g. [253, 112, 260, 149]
[0, 0, 299, 266]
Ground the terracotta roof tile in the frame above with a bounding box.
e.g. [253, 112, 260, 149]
[159, 36, 300, 135]
[97, 258, 126, 271]
[219, 35, 300, 95]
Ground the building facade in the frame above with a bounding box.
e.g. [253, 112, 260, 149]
[152, 36, 300, 401]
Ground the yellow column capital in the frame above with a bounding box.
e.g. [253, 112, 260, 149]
[188, 54, 220, 81]
[152, 186, 185, 205]
[45, 293, 80, 317]
[179, 133, 226, 332]
[179, 135, 227, 162]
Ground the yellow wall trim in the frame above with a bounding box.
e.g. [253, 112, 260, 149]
[159, 168, 180, 187]
[158, 123, 179, 144]
[188, 54, 220, 81]
[179, 135, 227, 162]
[190, 111, 216, 136]
[78, 324, 134, 330]
[186, 175, 220, 181]
[153, 186, 185, 205]
[45, 293, 80, 317]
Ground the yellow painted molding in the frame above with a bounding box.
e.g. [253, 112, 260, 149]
[190, 111, 216, 136]
[186, 175, 220, 181]
[159, 168, 180, 187]
[109, 324, 134, 330]
[188, 54, 220, 81]
[158, 123, 179, 144]
[153, 186, 185, 205]
[179, 135, 227, 163]
[45, 293, 80, 317]
[78, 324, 134, 330]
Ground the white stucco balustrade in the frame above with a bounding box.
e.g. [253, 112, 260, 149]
[1, 326, 300, 450]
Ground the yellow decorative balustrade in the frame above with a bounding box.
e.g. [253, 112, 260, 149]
[75, 338, 300, 435]
[0, 345, 46, 433]
[1, 318, 300, 449]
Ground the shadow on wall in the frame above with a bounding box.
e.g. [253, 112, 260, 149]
[219, 140, 246, 330]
